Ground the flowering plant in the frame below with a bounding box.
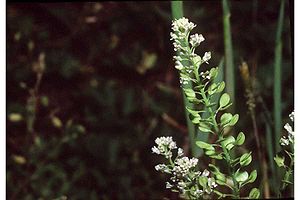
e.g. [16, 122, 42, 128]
[274, 111, 294, 196]
[152, 17, 260, 199]
[152, 137, 217, 199]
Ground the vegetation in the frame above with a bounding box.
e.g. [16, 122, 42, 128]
[7, 2, 293, 199]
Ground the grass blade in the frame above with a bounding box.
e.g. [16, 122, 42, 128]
[274, 0, 285, 154]
[222, 0, 235, 112]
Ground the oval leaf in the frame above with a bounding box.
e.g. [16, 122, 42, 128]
[186, 107, 201, 117]
[274, 154, 285, 167]
[228, 114, 239, 126]
[220, 113, 232, 125]
[249, 188, 260, 199]
[216, 81, 225, 93]
[235, 171, 249, 183]
[240, 152, 252, 167]
[219, 93, 230, 108]
[196, 141, 214, 151]
[236, 132, 245, 145]
[183, 88, 196, 98]
[209, 154, 223, 160]
[198, 176, 208, 188]
[248, 170, 257, 183]
[221, 136, 235, 151]
[198, 122, 212, 133]
[208, 83, 217, 95]
[209, 67, 218, 79]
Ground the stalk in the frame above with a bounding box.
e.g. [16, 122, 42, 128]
[171, 1, 199, 157]
[222, 0, 235, 112]
[274, 0, 285, 154]
[200, 88, 239, 198]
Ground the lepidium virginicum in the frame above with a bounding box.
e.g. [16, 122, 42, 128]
[152, 17, 260, 199]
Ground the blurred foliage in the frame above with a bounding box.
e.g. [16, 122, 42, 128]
[7, 1, 293, 199]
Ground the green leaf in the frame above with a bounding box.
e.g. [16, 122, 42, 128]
[192, 55, 202, 65]
[198, 176, 208, 188]
[236, 132, 245, 145]
[220, 113, 232, 125]
[209, 154, 223, 160]
[188, 97, 202, 104]
[274, 154, 285, 167]
[191, 117, 200, 124]
[235, 171, 249, 183]
[221, 136, 235, 151]
[208, 83, 218, 95]
[241, 170, 257, 187]
[186, 107, 201, 117]
[248, 170, 257, 183]
[219, 93, 230, 108]
[209, 67, 218, 79]
[208, 164, 220, 173]
[183, 88, 196, 98]
[216, 81, 225, 93]
[196, 141, 214, 151]
[215, 172, 226, 183]
[198, 122, 212, 133]
[248, 188, 260, 199]
[239, 152, 252, 167]
[228, 114, 239, 126]
[205, 150, 216, 156]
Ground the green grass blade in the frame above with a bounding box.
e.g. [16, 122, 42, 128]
[171, 1, 183, 19]
[222, 0, 235, 112]
[274, 0, 285, 154]
[171, 1, 199, 157]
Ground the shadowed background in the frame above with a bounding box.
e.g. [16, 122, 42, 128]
[7, 1, 293, 199]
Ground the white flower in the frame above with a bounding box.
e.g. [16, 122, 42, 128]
[175, 61, 184, 70]
[208, 177, 217, 188]
[202, 52, 211, 63]
[173, 157, 198, 176]
[289, 111, 294, 122]
[190, 33, 205, 47]
[280, 136, 289, 146]
[202, 169, 210, 177]
[284, 123, 293, 135]
[284, 123, 294, 144]
[155, 164, 169, 173]
[177, 148, 184, 157]
[171, 17, 196, 33]
[194, 189, 203, 196]
[155, 136, 177, 149]
[179, 77, 190, 85]
[151, 146, 160, 154]
[152, 136, 177, 158]
[177, 180, 187, 190]
[166, 182, 173, 189]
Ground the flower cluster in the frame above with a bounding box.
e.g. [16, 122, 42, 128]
[173, 157, 198, 176]
[280, 111, 294, 146]
[190, 33, 205, 47]
[170, 18, 211, 87]
[151, 136, 177, 158]
[152, 136, 217, 199]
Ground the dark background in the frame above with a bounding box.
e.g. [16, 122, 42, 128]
[7, 1, 293, 199]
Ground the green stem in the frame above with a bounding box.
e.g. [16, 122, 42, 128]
[222, 0, 235, 112]
[171, 1, 200, 157]
[200, 89, 239, 198]
[187, 30, 239, 198]
[274, 0, 285, 155]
